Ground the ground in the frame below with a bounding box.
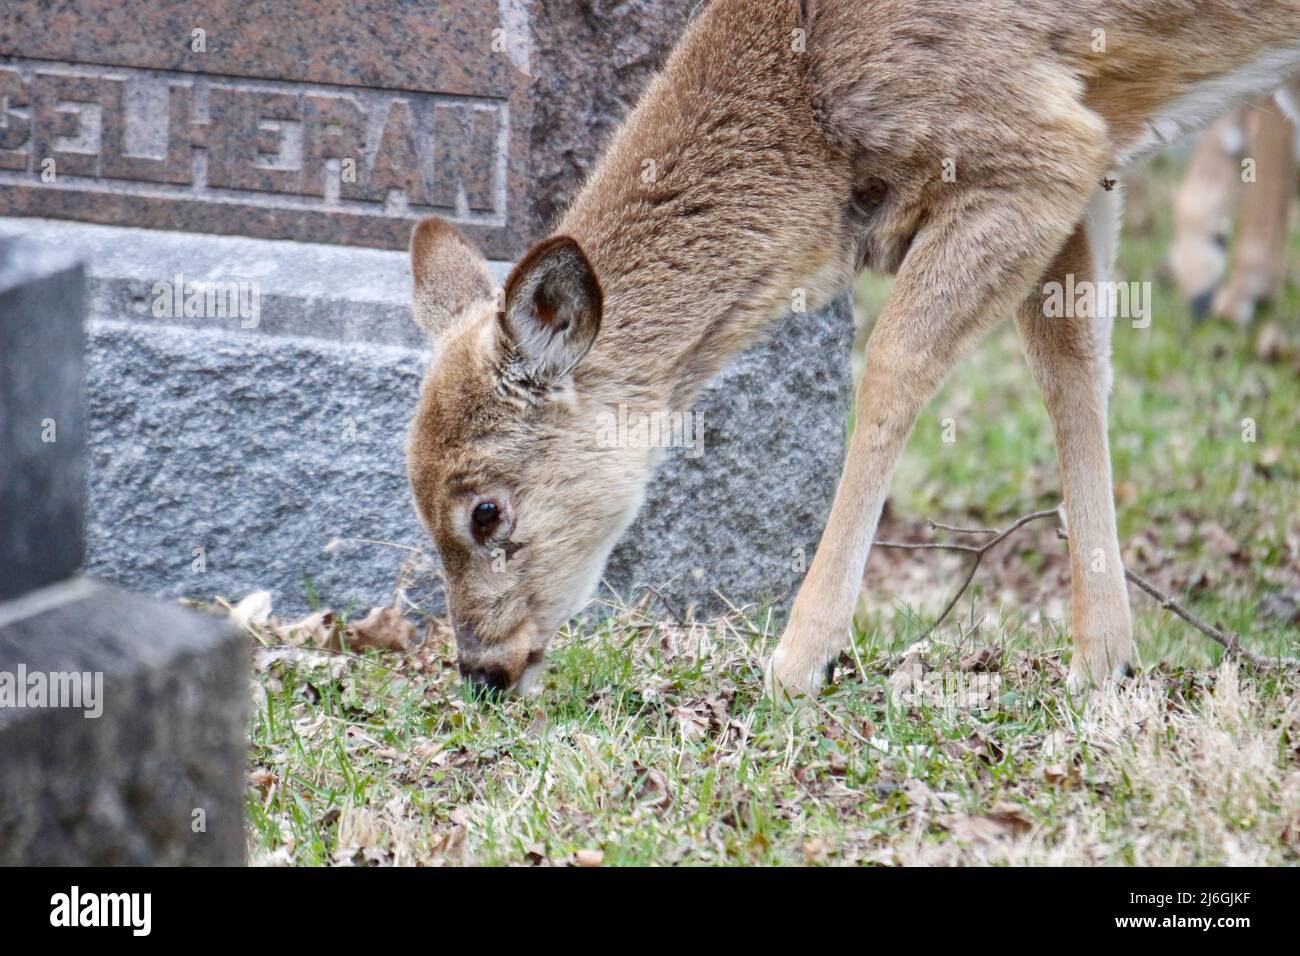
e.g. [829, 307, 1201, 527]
[240, 153, 1300, 866]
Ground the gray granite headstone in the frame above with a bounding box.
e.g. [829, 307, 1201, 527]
[0, 239, 86, 601]
[0, 580, 246, 865]
[0, 237, 247, 865]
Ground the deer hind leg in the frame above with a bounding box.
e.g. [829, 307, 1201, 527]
[1170, 110, 1245, 315]
[1213, 94, 1296, 325]
[1015, 187, 1132, 686]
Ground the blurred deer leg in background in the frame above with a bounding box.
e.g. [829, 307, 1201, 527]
[1212, 96, 1296, 325]
[1170, 111, 1245, 316]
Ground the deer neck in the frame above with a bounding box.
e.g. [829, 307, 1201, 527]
[553, 7, 854, 416]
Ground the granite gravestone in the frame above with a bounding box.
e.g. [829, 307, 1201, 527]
[0, 1, 854, 617]
[0, 238, 246, 865]
[0, 238, 85, 599]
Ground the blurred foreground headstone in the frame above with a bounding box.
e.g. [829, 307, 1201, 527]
[0, 239, 247, 865]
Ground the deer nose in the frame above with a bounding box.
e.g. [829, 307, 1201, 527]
[450, 616, 514, 692]
[460, 665, 512, 693]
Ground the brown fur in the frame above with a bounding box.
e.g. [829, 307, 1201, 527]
[407, 0, 1300, 694]
[1172, 89, 1296, 322]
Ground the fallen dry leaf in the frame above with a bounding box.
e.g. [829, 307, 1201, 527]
[1043, 762, 1074, 786]
[802, 837, 830, 865]
[276, 609, 337, 649]
[951, 802, 1034, 844]
[230, 590, 273, 630]
[671, 699, 716, 740]
[959, 646, 1001, 673]
[522, 842, 547, 865]
[430, 826, 468, 865]
[247, 768, 276, 797]
[632, 762, 673, 810]
[887, 650, 925, 701]
[346, 606, 416, 652]
[670, 697, 733, 743]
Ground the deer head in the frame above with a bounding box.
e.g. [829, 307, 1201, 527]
[406, 217, 652, 694]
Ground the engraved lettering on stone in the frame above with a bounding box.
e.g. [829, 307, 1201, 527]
[0, 57, 508, 226]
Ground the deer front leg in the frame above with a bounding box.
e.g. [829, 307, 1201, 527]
[1015, 189, 1132, 686]
[765, 327, 944, 696]
[768, 167, 1104, 697]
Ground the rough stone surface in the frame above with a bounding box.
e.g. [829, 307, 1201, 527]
[0, 238, 87, 601]
[0, 578, 246, 865]
[77, 292, 851, 618]
[82, 318, 434, 614]
[0, 217, 510, 350]
[604, 291, 854, 614]
[526, 0, 701, 240]
[0, 219, 851, 617]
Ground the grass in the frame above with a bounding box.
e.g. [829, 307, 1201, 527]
[242, 154, 1300, 866]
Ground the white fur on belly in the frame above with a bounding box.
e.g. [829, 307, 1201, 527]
[1118, 40, 1300, 166]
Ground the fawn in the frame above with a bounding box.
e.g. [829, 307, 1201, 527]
[406, 0, 1300, 695]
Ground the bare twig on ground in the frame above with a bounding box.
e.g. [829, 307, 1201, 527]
[875, 507, 1061, 642]
[875, 508, 1299, 669]
[1091, 533, 1300, 668]
[645, 585, 687, 627]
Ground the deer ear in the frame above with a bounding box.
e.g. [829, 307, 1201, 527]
[410, 217, 493, 341]
[498, 236, 602, 384]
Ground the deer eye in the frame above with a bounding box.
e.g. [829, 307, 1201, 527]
[471, 501, 501, 541]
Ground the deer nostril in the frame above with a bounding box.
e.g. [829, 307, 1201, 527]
[463, 666, 511, 693]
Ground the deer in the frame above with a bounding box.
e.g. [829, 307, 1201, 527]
[406, 0, 1300, 696]
[1170, 85, 1297, 325]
